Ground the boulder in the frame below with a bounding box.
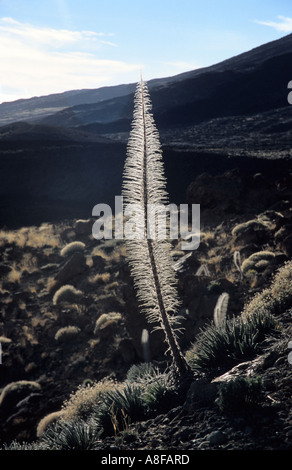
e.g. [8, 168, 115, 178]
[280, 233, 292, 257]
[0, 264, 12, 276]
[92, 254, 107, 272]
[74, 219, 93, 237]
[183, 379, 218, 411]
[54, 252, 87, 285]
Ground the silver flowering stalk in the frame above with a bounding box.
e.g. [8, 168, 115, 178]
[122, 79, 189, 375]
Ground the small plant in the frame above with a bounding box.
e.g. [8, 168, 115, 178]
[53, 284, 83, 306]
[141, 371, 178, 414]
[6, 264, 22, 284]
[126, 363, 178, 414]
[242, 260, 292, 319]
[54, 326, 81, 342]
[95, 384, 147, 436]
[36, 411, 64, 438]
[40, 419, 102, 450]
[126, 362, 157, 382]
[93, 312, 122, 335]
[216, 376, 264, 413]
[89, 272, 111, 285]
[60, 241, 85, 257]
[241, 251, 275, 275]
[187, 310, 277, 371]
[93, 368, 178, 438]
[0, 380, 41, 408]
[61, 378, 121, 422]
[231, 219, 268, 238]
[3, 440, 48, 450]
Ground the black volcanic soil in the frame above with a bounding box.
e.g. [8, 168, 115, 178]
[0, 166, 291, 452]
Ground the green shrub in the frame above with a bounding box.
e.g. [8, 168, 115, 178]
[216, 376, 264, 413]
[188, 261, 292, 372]
[126, 363, 179, 414]
[126, 362, 157, 382]
[141, 372, 178, 414]
[95, 384, 147, 436]
[187, 310, 277, 371]
[40, 419, 102, 450]
[60, 241, 85, 257]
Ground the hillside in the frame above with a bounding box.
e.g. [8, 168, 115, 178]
[0, 84, 137, 127]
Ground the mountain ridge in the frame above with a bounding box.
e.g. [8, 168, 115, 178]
[1, 32, 292, 127]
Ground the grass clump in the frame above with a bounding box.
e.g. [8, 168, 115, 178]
[94, 312, 122, 335]
[126, 362, 157, 382]
[186, 310, 277, 371]
[61, 378, 121, 422]
[36, 411, 64, 437]
[242, 260, 292, 319]
[141, 372, 178, 414]
[75, 366, 179, 438]
[0, 380, 41, 408]
[94, 383, 147, 436]
[241, 250, 275, 274]
[40, 419, 102, 450]
[188, 261, 292, 372]
[54, 326, 81, 342]
[126, 363, 178, 414]
[231, 219, 268, 238]
[216, 376, 264, 413]
[3, 441, 48, 450]
[89, 272, 111, 285]
[53, 284, 83, 306]
[60, 241, 85, 257]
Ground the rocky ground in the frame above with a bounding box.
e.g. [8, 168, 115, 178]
[0, 166, 291, 452]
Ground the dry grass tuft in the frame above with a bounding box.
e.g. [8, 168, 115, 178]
[60, 241, 86, 257]
[54, 326, 81, 342]
[242, 260, 292, 319]
[89, 272, 111, 285]
[53, 285, 83, 306]
[61, 378, 122, 422]
[36, 411, 64, 438]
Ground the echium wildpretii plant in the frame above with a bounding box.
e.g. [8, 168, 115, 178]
[122, 79, 190, 377]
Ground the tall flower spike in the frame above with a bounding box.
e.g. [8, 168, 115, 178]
[122, 79, 189, 376]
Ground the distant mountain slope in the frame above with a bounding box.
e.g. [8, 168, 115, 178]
[1, 32, 292, 129]
[0, 83, 136, 126]
[38, 50, 292, 134]
[0, 121, 113, 143]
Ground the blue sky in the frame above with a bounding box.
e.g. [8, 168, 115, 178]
[0, 0, 292, 103]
